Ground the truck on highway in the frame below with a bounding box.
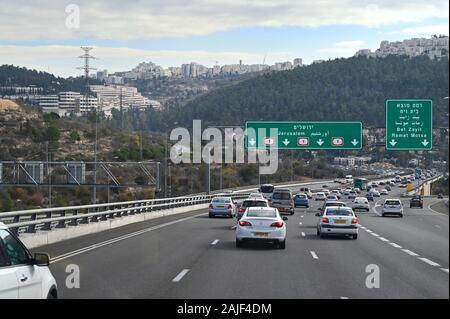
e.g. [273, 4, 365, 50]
[354, 178, 368, 190]
[415, 168, 423, 179]
[345, 175, 353, 184]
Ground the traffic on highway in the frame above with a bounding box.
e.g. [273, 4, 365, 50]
[1, 171, 447, 301]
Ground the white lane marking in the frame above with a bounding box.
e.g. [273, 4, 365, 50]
[371, 233, 380, 237]
[434, 225, 441, 229]
[211, 239, 219, 245]
[231, 225, 237, 230]
[301, 232, 306, 237]
[300, 215, 304, 218]
[365, 229, 373, 233]
[340, 296, 350, 299]
[402, 249, 419, 257]
[418, 258, 441, 267]
[172, 269, 190, 283]
[50, 212, 207, 263]
[299, 222, 303, 225]
[378, 237, 389, 242]
[427, 202, 449, 217]
[440, 268, 449, 274]
[389, 242, 402, 249]
[310, 251, 319, 259]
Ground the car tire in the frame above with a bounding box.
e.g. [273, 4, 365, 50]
[279, 240, 286, 249]
[399, 214, 403, 218]
[290, 211, 294, 215]
[47, 288, 58, 299]
[320, 233, 326, 238]
[209, 213, 213, 218]
[236, 239, 243, 248]
[352, 234, 358, 240]
[382, 213, 385, 217]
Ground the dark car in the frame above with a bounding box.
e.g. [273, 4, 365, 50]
[385, 185, 392, 191]
[438, 193, 444, 199]
[410, 195, 423, 208]
[365, 193, 374, 202]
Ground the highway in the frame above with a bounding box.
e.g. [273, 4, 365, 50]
[33, 181, 449, 299]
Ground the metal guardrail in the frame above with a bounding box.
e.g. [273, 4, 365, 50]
[0, 193, 251, 236]
[0, 172, 415, 237]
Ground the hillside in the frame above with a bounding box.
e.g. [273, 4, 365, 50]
[152, 55, 449, 129]
[0, 64, 103, 94]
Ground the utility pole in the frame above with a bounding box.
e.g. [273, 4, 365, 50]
[164, 132, 168, 198]
[140, 129, 143, 161]
[46, 141, 52, 208]
[206, 147, 211, 194]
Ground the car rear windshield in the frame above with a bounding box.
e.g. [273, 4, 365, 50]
[326, 209, 353, 216]
[385, 200, 401, 205]
[272, 192, 291, 200]
[247, 210, 277, 218]
[242, 200, 267, 207]
[326, 202, 345, 207]
[296, 195, 307, 199]
[212, 198, 231, 203]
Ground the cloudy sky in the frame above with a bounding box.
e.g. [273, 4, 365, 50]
[0, 0, 448, 77]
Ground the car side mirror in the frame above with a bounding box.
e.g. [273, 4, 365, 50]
[315, 213, 321, 217]
[33, 253, 50, 266]
[282, 216, 288, 221]
[318, 207, 322, 210]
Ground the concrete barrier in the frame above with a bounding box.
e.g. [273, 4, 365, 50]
[20, 203, 207, 249]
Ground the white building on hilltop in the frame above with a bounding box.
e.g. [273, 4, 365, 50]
[90, 85, 161, 117]
[355, 36, 449, 59]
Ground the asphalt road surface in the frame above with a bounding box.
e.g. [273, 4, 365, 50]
[34, 181, 449, 299]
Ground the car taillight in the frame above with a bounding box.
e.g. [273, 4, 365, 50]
[209, 204, 213, 209]
[227, 205, 232, 210]
[351, 218, 358, 224]
[239, 220, 252, 227]
[238, 207, 245, 213]
[270, 221, 284, 228]
[321, 217, 329, 223]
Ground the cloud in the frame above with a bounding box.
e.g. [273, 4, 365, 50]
[318, 40, 366, 55]
[0, 0, 448, 40]
[388, 24, 449, 36]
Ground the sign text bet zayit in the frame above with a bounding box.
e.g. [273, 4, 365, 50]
[386, 99, 432, 150]
[245, 121, 362, 150]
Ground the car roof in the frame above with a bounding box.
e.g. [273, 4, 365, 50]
[0, 222, 7, 230]
[244, 198, 268, 202]
[212, 196, 232, 200]
[324, 206, 353, 212]
[385, 198, 401, 202]
[325, 201, 346, 205]
[355, 197, 367, 200]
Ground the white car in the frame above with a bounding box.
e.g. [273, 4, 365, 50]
[326, 195, 339, 202]
[370, 189, 380, 197]
[236, 207, 288, 249]
[352, 197, 370, 212]
[343, 188, 352, 196]
[0, 222, 58, 299]
[380, 189, 389, 196]
[315, 192, 327, 201]
[236, 198, 269, 220]
[208, 197, 237, 218]
[381, 199, 404, 217]
[330, 190, 342, 199]
[248, 192, 264, 199]
[316, 206, 358, 239]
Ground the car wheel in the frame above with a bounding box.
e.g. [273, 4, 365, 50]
[399, 214, 403, 218]
[236, 239, 243, 248]
[320, 233, 326, 238]
[290, 211, 294, 215]
[382, 213, 385, 217]
[317, 228, 320, 236]
[352, 234, 358, 240]
[279, 240, 286, 249]
[209, 213, 213, 218]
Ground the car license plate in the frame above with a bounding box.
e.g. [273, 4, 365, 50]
[335, 220, 346, 224]
[254, 232, 269, 237]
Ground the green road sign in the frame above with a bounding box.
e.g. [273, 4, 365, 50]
[386, 100, 432, 150]
[245, 121, 362, 150]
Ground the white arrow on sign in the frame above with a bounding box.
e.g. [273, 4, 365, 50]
[389, 139, 397, 147]
[422, 139, 429, 147]
[351, 139, 359, 146]
[249, 138, 256, 146]
[283, 139, 290, 146]
[317, 139, 324, 146]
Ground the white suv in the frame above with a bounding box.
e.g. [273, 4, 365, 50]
[381, 199, 404, 217]
[0, 222, 57, 299]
